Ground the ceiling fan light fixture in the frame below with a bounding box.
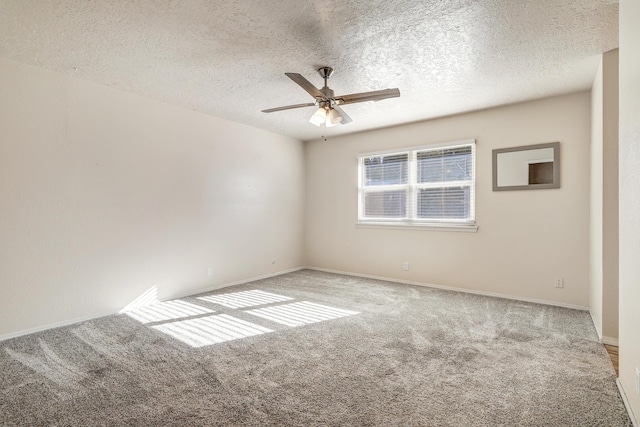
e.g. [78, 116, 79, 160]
[309, 107, 327, 126]
[326, 107, 343, 126]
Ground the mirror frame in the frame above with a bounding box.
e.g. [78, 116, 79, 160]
[492, 142, 560, 191]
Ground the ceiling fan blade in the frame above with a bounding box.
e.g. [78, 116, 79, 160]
[333, 105, 353, 124]
[261, 102, 316, 113]
[285, 73, 327, 100]
[335, 88, 400, 105]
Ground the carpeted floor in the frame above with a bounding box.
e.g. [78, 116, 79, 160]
[0, 270, 631, 426]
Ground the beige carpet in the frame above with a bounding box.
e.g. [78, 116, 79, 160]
[0, 270, 631, 426]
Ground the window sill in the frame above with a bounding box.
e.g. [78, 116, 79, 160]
[356, 221, 478, 232]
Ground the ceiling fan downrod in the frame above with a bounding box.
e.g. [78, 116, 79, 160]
[317, 67, 335, 99]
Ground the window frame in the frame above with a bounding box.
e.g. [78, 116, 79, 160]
[357, 139, 478, 232]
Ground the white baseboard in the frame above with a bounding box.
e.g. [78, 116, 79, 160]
[602, 336, 619, 346]
[589, 310, 603, 340]
[587, 311, 619, 346]
[0, 267, 305, 343]
[0, 266, 593, 342]
[169, 267, 306, 300]
[0, 309, 120, 343]
[617, 379, 639, 427]
[306, 267, 590, 311]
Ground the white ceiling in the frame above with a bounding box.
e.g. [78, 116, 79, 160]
[0, 0, 618, 141]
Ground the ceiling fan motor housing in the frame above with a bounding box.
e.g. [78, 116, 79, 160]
[319, 87, 335, 99]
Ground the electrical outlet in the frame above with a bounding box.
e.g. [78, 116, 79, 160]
[207, 267, 213, 277]
[403, 261, 409, 271]
[636, 367, 640, 395]
[555, 278, 564, 288]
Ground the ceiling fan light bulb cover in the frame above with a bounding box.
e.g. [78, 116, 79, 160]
[327, 108, 343, 125]
[309, 107, 327, 126]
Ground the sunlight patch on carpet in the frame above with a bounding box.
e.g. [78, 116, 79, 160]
[245, 301, 359, 327]
[125, 300, 214, 324]
[197, 290, 293, 308]
[151, 314, 273, 347]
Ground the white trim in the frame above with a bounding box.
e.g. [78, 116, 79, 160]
[0, 265, 591, 341]
[0, 267, 305, 343]
[0, 310, 120, 343]
[357, 138, 476, 158]
[587, 311, 619, 346]
[415, 179, 473, 189]
[408, 150, 417, 219]
[356, 222, 478, 232]
[617, 379, 639, 427]
[169, 267, 305, 300]
[306, 267, 590, 311]
[590, 310, 603, 340]
[358, 140, 476, 227]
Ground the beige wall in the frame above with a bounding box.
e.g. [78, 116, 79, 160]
[0, 57, 306, 339]
[306, 92, 591, 308]
[590, 57, 604, 337]
[590, 49, 619, 344]
[602, 50, 620, 343]
[619, 0, 640, 421]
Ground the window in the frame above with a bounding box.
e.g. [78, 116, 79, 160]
[358, 140, 476, 230]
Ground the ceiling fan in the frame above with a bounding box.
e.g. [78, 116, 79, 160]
[262, 67, 400, 127]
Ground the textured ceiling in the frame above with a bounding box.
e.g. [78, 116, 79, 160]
[0, 0, 618, 141]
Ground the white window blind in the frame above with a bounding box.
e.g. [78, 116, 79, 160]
[358, 140, 476, 229]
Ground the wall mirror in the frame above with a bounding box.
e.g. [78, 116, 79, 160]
[492, 142, 560, 191]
